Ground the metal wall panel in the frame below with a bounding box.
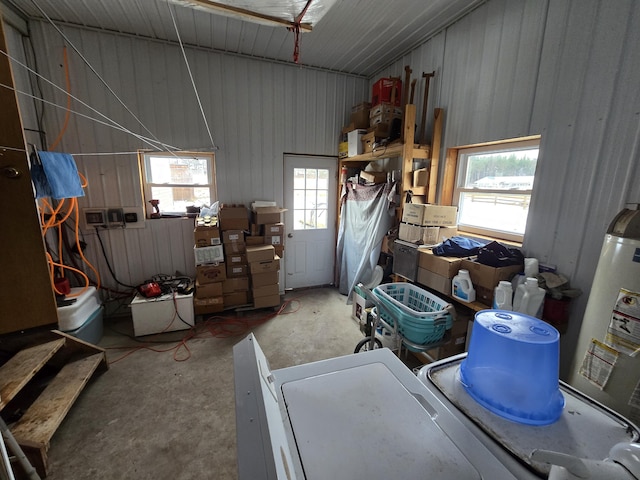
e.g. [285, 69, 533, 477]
[374, 0, 640, 377]
[12, 21, 367, 291]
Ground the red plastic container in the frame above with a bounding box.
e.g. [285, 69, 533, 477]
[372, 78, 402, 106]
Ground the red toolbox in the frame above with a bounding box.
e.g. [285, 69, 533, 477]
[372, 77, 402, 106]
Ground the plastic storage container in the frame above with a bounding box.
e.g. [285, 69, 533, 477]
[452, 269, 475, 303]
[57, 286, 103, 344]
[492, 281, 513, 310]
[513, 277, 545, 318]
[372, 283, 453, 346]
[459, 310, 564, 425]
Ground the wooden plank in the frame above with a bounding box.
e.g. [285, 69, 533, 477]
[428, 108, 443, 204]
[0, 339, 65, 410]
[11, 353, 104, 448]
[441, 147, 459, 206]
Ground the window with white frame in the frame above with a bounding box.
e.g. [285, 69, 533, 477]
[139, 151, 217, 216]
[453, 137, 540, 242]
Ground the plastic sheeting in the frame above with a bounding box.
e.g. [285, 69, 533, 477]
[336, 181, 396, 298]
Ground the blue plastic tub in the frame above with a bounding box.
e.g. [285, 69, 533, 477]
[459, 310, 564, 425]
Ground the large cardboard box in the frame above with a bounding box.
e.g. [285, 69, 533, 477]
[195, 280, 223, 299]
[193, 226, 221, 247]
[193, 245, 224, 265]
[418, 249, 462, 278]
[273, 245, 284, 258]
[225, 253, 247, 265]
[252, 206, 286, 225]
[222, 276, 249, 293]
[254, 294, 280, 309]
[402, 203, 458, 226]
[423, 226, 457, 245]
[416, 268, 452, 296]
[223, 230, 245, 244]
[460, 258, 523, 306]
[360, 170, 387, 184]
[193, 296, 224, 315]
[196, 264, 227, 284]
[251, 271, 279, 288]
[249, 256, 280, 274]
[224, 291, 249, 308]
[226, 263, 248, 278]
[347, 129, 367, 157]
[219, 205, 249, 231]
[350, 102, 371, 129]
[252, 283, 280, 298]
[246, 244, 275, 263]
[361, 130, 376, 153]
[264, 223, 284, 236]
[426, 316, 469, 360]
[398, 223, 424, 243]
[246, 236, 265, 246]
[223, 242, 246, 254]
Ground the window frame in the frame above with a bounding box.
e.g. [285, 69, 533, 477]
[446, 136, 540, 243]
[138, 150, 217, 217]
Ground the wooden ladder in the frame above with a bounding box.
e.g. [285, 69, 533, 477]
[0, 330, 108, 478]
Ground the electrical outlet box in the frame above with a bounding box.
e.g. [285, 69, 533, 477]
[82, 207, 145, 230]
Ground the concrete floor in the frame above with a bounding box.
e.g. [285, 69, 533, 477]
[44, 287, 421, 480]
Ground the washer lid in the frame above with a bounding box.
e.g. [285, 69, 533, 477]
[281, 362, 482, 480]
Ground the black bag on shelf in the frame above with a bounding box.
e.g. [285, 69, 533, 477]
[477, 241, 524, 267]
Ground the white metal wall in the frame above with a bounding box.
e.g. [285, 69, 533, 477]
[375, 0, 640, 377]
[9, 21, 368, 290]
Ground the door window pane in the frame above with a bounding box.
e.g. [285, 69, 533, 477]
[293, 168, 330, 230]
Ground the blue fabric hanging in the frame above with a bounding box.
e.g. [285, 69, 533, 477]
[33, 151, 84, 199]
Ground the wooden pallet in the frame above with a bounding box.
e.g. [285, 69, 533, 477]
[0, 330, 108, 478]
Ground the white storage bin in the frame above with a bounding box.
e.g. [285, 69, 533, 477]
[57, 286, 101, 331]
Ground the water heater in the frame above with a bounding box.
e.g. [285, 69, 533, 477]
[568, 205, 640, 424]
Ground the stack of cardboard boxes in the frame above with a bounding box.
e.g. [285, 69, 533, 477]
[246, 204, 285, 308]
[219, 205, 251, 309]
[399, 203, 458, 246]
[193, 218, 225, 315]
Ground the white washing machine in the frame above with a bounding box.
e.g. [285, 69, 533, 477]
[233, 335, 640, 479]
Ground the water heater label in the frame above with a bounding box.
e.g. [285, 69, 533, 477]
[633, 247, 640, 263]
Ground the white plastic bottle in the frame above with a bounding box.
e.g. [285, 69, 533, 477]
[493, 281, 513, 310]
[452, 269, 476, 303]
[513, 277, 546, 318]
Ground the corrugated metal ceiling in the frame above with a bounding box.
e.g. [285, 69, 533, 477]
[4, 0, 485, 77]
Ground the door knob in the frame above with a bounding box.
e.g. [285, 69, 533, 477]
[288, 233, 293, 238]
[2, 166, 21, 178]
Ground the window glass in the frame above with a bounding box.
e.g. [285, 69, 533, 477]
[293, 168, 330, 230]
[140, 151, 216, 215]
[454, 139, 539, 241]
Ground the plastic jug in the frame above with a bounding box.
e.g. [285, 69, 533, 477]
[452, 269, 476, 303]
[513, 277, 546, 318]
[493, 280, 513, 310]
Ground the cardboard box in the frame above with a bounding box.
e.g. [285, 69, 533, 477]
[265, 235, 282, 245]
[413, 168, 429, 187]
[196, 264, 227, 284]
[264, 223, 284, 235]
[360, 170, 387, 184]
[398, 223, 424, 243]
[361, 131, 376, 153]
[369, 102, 403, 118]
[273, 245, 284, 258]
[252, 206, 286, 225]
[254, 294, 280, 309]
[246, 244, 275, 263]
[223, 242, 246, 254]
[372, 78, 402, 107]
[219, 205, 249, 231]
[195, 280, 223, 299]
[401, 203, 458, 226]
[226, 263, 248, 278]
[225, 254, 247, 265]
[347, 129, 367, 157]
[246, 236, 265, 246]
[418, 249, 462, 278]
[193, 226, 221, 247]
[251, 271, 279, 288]
[193, 245, 225, 265]
[252, 283, 280, 298]
[423, 226, 458, 245]
[193, 296, 224, 315]
[224, 291, 249, 307]
[222, 276, 249, 293]
[426, 317, 469, 360]
[223, 230, 245, 244]
[249, 256, 280, 274]
[351, 286, 373, 324]
[417, 268, 452, 296]
[350, 102, 371, 129]
[460, 258, 523, 306]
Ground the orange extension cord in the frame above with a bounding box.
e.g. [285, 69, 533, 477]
[106, 295, 303, 364]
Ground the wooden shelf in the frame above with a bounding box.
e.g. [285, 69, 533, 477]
[341, 142, 430, 164]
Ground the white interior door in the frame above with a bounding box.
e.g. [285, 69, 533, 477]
[283, 155, 338, 290]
